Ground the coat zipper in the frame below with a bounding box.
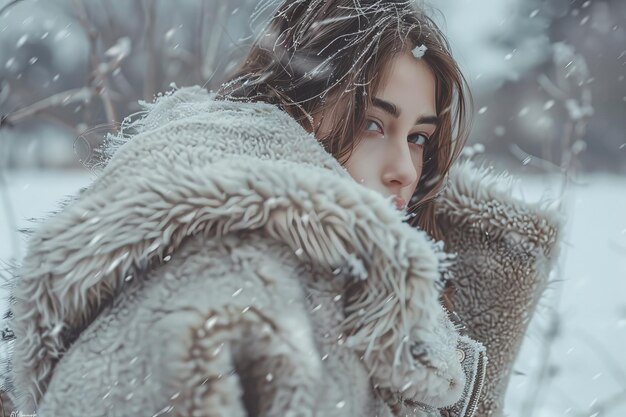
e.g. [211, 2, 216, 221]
[462, 349, 487, 417]
[392, 349, 486, 417]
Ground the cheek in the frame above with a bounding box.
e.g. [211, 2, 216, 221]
[343, 136, 388, 184]
[343, 144, 376, 184]
[409, 147, 425, 189]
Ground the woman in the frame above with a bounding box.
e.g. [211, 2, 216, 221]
[3, 1, 560, 416]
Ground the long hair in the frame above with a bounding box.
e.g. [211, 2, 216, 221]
[217, 0, 472, 243]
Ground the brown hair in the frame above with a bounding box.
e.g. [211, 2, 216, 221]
[217, 0, 472, 243]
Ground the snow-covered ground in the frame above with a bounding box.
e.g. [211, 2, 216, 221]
[0, 169, 624, 416]
[506, 174, 626, 417]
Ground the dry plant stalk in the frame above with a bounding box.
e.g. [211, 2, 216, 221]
[0, 0, 239, 134]
[0, 0, 130, 130]
[72, 0, 119, 125]
[0, 87, 93, 128]
[520, 42, 601, 417]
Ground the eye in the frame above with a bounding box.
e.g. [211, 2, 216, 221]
[366, 120, 384, 134]
[408, 133, 429, 147]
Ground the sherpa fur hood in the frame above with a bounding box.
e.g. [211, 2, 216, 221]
[7, 86, 474, 413]
[5, 86, 559, 416]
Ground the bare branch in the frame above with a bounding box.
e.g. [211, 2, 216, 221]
[0, 167, 21, 262]
[72, 0, 118, 125]
[508, 142, 567, 174]
[537, 74, 568, 102]
[0, 0, 25, 16]
[141, 0, 158, 101]
[102, 0, 122, 42]
[0, 81, 10, 108]
[1, 87, 93, 127]
[202, 0, 230, 81]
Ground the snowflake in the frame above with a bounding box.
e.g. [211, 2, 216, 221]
[411, 44, 427, 59]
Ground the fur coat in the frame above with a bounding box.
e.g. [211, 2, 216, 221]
[1, 86, 560, 417]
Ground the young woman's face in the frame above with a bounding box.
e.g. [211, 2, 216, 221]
[313, 53, 438, 210]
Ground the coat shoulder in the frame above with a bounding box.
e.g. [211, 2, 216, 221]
[38, 232, 322, 416]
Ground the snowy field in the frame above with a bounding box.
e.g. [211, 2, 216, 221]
[1, 169, 625, 416]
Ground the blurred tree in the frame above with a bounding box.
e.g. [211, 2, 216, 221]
[0, 0, 623, 172]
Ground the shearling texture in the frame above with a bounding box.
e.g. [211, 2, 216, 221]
[3, 86, 559, 417]
[436, 161, 561, 417]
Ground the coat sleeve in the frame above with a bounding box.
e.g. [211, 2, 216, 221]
[144, 252, 326, 417]
[32, 245, 327, 417]
[434, 161, 561, 417]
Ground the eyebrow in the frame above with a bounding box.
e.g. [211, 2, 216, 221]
[372, 97, 439, 126]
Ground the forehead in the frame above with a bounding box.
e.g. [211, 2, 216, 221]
[374, 53, 437, 116]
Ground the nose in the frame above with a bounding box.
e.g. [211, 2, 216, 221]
[381, 141, 419, 189]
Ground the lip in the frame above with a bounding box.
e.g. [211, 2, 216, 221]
[392, 195, 407, 210]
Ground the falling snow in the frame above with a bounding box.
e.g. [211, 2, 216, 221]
[0, 0, 623, 415]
